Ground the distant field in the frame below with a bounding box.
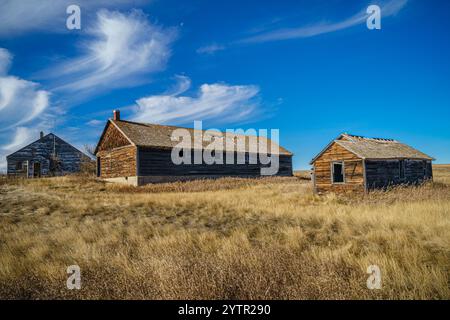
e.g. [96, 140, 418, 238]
[0, 166, 449, 299]
[433, 164, 450, 184]
[293, 170, 311, 180]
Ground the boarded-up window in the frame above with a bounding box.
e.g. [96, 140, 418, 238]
[332, 162, 344, 183]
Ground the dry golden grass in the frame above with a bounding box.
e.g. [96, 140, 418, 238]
[294, 170, 312, 180]
[0, 166, 449, 299]
[433, 164, 450, 185]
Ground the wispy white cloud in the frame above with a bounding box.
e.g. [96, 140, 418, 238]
[0, 0, 151, 37]
[237, 0, 408, 44]
[41, 9, 177, 99]
[0, 48, 54, 172]
[196, 43, 226, 55]
[86, 119, 104, 127]
[129, 76, 266, 125]
[0, 48, 12, 75]
[0, 49, 50, 132]
[0, 76, 49, 131]
[1, 127, 34, 151]
[165, 75, 192, 96]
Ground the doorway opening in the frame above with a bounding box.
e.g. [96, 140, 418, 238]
[33, 162, 41, 178]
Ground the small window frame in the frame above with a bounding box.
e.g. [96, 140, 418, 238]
[331, 161, 345, 184]
[15, 161, 23, 171]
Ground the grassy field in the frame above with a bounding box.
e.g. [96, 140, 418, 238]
[0, 166, 449, 299]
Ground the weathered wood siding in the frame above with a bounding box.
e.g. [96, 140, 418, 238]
[96, 122, 137, 179]
[97, 146, 137, 178]
[365, 159, 433, 189]
[7, 134, 88, 177]
[137, 147, 293, 178]
[96, 122, 130, 152]
[313, 142, 364, 193]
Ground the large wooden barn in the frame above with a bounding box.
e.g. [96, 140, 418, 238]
[6, 132, 91, 178]
[310, 133, 434, 193]
[94, 111, 293, 185]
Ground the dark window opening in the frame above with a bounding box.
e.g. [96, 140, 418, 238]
[332, 162, 344, 183]
[15, 161, 23, 170]
[180, 149, 184, 157]
[399, 160, 405, 179]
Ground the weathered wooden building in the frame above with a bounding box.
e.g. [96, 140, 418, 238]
[310, 133, 434, 193]
[95, 111, 293, 185]
[6, 132, 91, 178]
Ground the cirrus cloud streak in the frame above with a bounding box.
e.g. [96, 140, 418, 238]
[237, 0, 408, 44]
[130, 76, 267, 125]
[41, 9, 177, 99]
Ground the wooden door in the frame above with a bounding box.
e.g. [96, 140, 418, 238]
[33, 162, 41, 178]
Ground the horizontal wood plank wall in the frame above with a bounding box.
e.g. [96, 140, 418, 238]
[97, 122, 130, 152]
[426, 161, 433, 180]
[6, 161, 28, 177]
[405, 159, 433, 182]
[365, 160, 400, 189]
[7, 134, 88, 177]
[365, 159, 433, 189]
[313, 142, 364, 193]
[98, 146, 136, 178]
[138, 147, 293, 177]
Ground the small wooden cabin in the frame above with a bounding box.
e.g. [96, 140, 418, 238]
[310, 133, 434, 193]
[94, 111, 293, 185]
[6, 132, 91, 178]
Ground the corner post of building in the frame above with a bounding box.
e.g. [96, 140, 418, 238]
[362, 158, 368, 193]
[312, 164, 317, 194]
[136, 145, 140, 185]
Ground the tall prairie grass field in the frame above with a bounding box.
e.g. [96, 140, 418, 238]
[0, 165, 449, 299]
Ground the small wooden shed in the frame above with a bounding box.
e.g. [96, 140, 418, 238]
[310, 133, 434, 193]
[94, 111, 293, 185]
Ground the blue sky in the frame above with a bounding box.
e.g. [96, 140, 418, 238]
[0, 0, 449, 170]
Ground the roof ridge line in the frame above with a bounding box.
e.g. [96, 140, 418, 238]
[113, 119, 276, 139]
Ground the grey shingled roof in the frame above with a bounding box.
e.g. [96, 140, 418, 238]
[311, 133, 434, 164]
[111, 120, 292, 155]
